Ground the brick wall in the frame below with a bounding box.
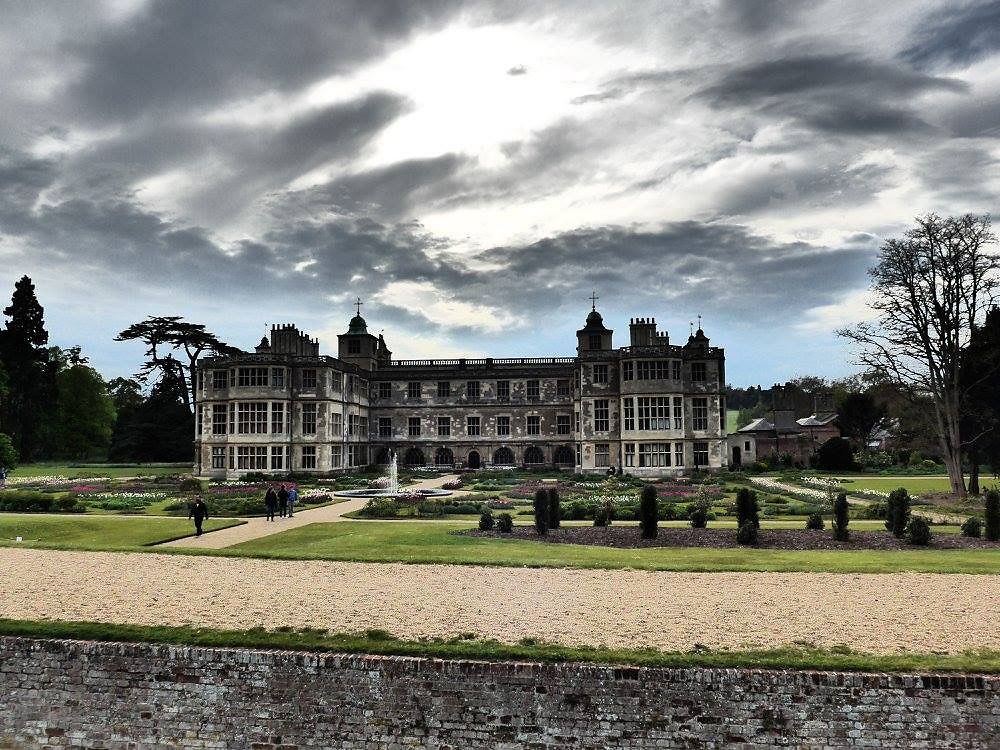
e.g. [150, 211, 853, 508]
[1, 637, 997, 749]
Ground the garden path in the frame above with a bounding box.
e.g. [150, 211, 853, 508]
[2, 547, 997, 654]
[159, 473, 460, 549]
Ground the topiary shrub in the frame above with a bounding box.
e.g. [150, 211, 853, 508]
[961, 516, 982, 538]
[689, 498, 709, 529]
[640, 485, 658, 539]
[593, 501, 612, 527]
[906, 516, 932, 546]
[478, 509, 495, 531]
[885, 488, 911, 538]
[533, 488, 549, 535]
[734, 487, 760, 529]
[178, 477, 203, 493]
[985, 489, 1000, 542]
[736, 520, 758, 545]
[832, 492, 850, 541]
[497, 512, 514, 533]
[548, 488, 561, 530]
[806, 513, 825, 530]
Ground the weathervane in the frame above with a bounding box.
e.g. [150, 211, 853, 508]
[697, 314, 702, 330]
[589, 291, 599, 311]
[354, 297, 363, 316]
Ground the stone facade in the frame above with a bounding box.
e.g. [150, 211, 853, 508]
[194, 307, 726, 477]
[2, 637, 997, 749]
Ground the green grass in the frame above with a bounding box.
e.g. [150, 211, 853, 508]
[8, 462, 187, 479]
[226, 521, 999, 574]
[0, 514, 243, 549]
[828, 475, 963, 495]
[1, 618, 996, 673]
[726, 409, 740, 433]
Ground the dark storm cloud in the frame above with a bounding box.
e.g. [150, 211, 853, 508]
[64, 0, 461, 123]
[901, 1, 1000, 69]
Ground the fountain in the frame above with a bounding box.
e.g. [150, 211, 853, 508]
[333, 450, 453, 499]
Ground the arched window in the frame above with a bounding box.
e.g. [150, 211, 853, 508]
[523, 446, 545, 465]
[402, 447, 425, 466]
[434, 447, 454, 467]
[467, 450, 482, 469]
[553, 445, 574, 466]
[493, 447, 515, 465]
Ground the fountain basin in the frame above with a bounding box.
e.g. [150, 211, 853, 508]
[334, 488, 454, 499]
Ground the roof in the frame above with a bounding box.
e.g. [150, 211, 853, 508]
[738, 417, 806, 434]
[797, 413, 838, 427]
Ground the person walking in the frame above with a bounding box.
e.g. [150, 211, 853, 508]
[264, 486, 278, 522]
[287, 484, 298, 517]
[188, 496, 209, 537]
[277, 484, 289, 518]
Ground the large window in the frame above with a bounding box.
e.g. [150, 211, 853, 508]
[693, 441, 709, 467]
[212, 404, 227, 434]
[238, 367, 268, 387]
[622, 361, 633, 381]
[437, 381, 451, 398]
[692, 397, 708, 431]
[270, 446, 285, 471]
[593, 399, 609, 432]
[671, 360, 682, 380]
[637, 397, 671, 430]
[595, 443, 610, 467]
[407, 381, 421, 399]
[237, 402, 268, 434]
[378, 417, 392, 438]
[526, 379, 539, 399]
[675, 443, 685, 466]
[301, 369, 317, 389]
[331, 445, 343, 468]
[639, 443, 671, 467]
[557, 414, 571, 435]
[467, 381, 480, 400]
[437, 416, 451, 436]
[673, 396, 683, 430]
[497, 416, 510, 436]
[691, 362, 707, 382]
[331, 412, 343, 437]
[212, 370, 228, 389]
[408, 417, 421, 437]
[467, 416, 481, 436]
[624, 443, 635, 467]
[348, 413, 361, 436]
[302, 403, 317, 435]
[271, 402, 284, 434]
[556, 379, 570, 397]
[330, 372, 343, 392]
[635, 360, 669, 380]
[527, 415, 541, 435]
[377, 382, 391, 399]
[301, 446, 317, 470]
[496, 380, 510, 401]
[623, 398, 634, 431]
[211, 447, 226, 469]
[271, 368, 285, 388]
[592, 364, 608, 384]
[236, 446, 267, 470]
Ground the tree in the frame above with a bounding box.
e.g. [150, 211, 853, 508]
[547, 489, 561, 530]
[107, 372, 193, 461]
[837, 392, 889, 450]
[0, 432, 17, 472]
[533, 488, 549, 535]
[960, 306, 1000, 494]
[0, 276, 55, 460]
[115, 316, 239, 412]
[885, 488, 911, 538]
[640, 484, 658, 539]
[814, 437, 858, 471]
[734, 487, 760, 529]
[832, 492, 850, 541]
[985, 489, 1000, 542]
[840, 214, 1000, 496]
[51, 363, 116, 459]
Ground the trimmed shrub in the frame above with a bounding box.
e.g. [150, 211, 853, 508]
[639, 485, 658, 539]
[478, 509, 495, 531]
[806, 513, 825, 530]
[736, 520, 758, 545]
[985, 489, 1000, 542]
[862, 500, 887, 520]
[885, 488, 911, 538]
[496, 512, 514, 533]
[178, 477, 203, 493]
[734, 487, 760, 529]
[548, 489, 561, 530]
[0, 491, 84, 513]
[661, 500, 678, 521]
[689, 498, 710, 529]
[906, 516, 932, 546]
[593, 502, 612, 527]
[961, 516, 982, 538]
[832, 492, 850, 541]
[533, 488, 549, 535]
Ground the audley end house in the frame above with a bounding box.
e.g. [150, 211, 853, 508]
[194, 304, 727, 478]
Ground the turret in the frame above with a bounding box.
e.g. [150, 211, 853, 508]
[576, 301, 613, 353]
[337, 300, 379, 369]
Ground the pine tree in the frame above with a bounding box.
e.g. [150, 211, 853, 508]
[640, 484, 658, 539]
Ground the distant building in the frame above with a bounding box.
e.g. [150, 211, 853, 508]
[193, 304, 728, 477]
[728, 397, 840, 467]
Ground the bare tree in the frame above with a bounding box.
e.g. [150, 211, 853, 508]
[839, 214, 999, 496]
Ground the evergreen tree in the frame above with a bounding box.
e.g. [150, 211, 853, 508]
[51, 363, 116, 459]
[885, 488, 911, 538]
[533, 488, 549, 536]
[0, 432, 17, 472]
[547, 488, 561, 529]
[960, 306, 1000, 494]
[108, 373, 193, 461]
[734, 487, 760, 529]
[832, 492, 850, 541]
[985, 489, 1000, 542]
[639, 484, 658, 539]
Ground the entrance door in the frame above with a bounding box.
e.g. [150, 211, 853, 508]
[732, 446, 742, 468]
[467, 450, 481, 469]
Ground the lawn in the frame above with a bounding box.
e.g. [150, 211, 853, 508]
[227, 521, 997, 574]
[0, 515, 243, 549]
[830, 475, 991, 495]
[7, 462, 187, 479]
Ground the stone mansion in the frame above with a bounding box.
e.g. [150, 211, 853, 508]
[194, 305, 727, 478]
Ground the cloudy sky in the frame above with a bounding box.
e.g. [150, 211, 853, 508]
[2, 0, 999, 385]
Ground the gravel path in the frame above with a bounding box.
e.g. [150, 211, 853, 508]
[160, 474, 460, 549]
[2, 547, 997, 654]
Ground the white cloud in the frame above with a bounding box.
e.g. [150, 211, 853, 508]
[373, 280, 522, 333]
[795, 289, 873, 334]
